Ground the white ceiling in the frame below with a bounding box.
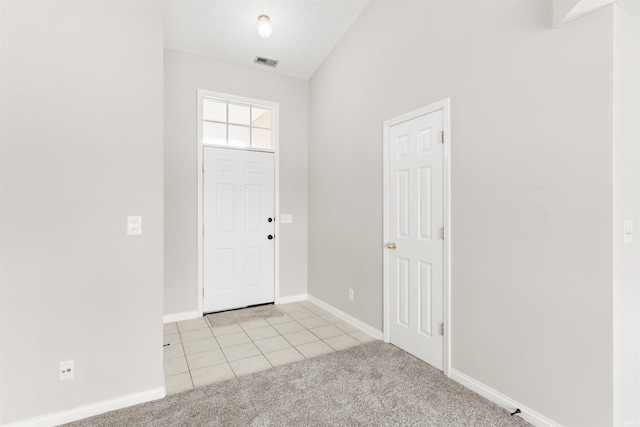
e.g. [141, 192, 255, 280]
[164, 0, 370, 80]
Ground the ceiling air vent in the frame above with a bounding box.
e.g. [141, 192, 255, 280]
[254, 56, 279, 68]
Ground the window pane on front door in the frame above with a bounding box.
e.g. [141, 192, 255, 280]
[251, 108, 271, 129]
[228, 104, 250, 126]
[201, 96, 274, 151]
[203, 99, 226, 122]
[203, 122, 226, 146]
[252, 128, 271, 150]
[228, 125, 250, 148]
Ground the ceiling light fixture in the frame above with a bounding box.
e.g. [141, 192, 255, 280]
[257, 15, 272, 38]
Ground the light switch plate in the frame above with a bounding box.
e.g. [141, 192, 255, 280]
[127, 216, 142, 235]
[280, 214, 293, 224]
[623, 220, 633, 244]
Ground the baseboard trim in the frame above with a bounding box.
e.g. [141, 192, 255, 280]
[163, 310, 200, 324]
[277, 294, 308, 304]
[449, 369, 562, 427]
[306, 295, 383, 340]
[11, 387, 166, 427]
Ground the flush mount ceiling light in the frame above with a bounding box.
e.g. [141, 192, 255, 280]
[257, 15, 272, 38]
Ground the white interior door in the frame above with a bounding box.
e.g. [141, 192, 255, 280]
[203, 147, 275, 313]
[387, 109, 445, 370]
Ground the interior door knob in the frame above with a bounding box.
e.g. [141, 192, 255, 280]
[268, 218, 273, 222]
[387, 242, 396, 249]
[268, 235, 274, 240]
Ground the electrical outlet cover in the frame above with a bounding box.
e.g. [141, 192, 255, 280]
[59, 360, 74, 381]
[127, 216, 142, 235]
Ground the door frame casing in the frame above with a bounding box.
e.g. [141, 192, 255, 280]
[197, 89, 280, 315]
[382, 98, 451, 376]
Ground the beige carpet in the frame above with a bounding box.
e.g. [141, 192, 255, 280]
[67, 341, 530, 426]
[205, 304, 283, 328]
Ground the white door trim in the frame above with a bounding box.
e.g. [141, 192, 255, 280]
[382, 98, 451, 376]
[197, 89, 280, 315]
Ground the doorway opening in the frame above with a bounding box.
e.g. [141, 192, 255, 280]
[197, 90, 280, 315]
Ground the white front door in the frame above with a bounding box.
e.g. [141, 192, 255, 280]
[386, 107, 445, 370]
[203, 147, 275, 313]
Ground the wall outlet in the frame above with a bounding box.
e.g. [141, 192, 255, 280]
[127, 216, 142, 235]
[59, 360, 74, 381]
[348, 288, 354, 301]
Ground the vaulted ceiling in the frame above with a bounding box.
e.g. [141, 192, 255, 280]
[164, 0, 370, 80]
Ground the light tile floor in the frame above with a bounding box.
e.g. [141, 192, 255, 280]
[163, 301, 378, 394]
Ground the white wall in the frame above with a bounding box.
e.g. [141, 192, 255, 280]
[613, 6, 640, 426]
[0, 1, 165, 424]
[0, 0, 4, 422]
[164, 49, 308, 317]
[308, 1, 614, 425]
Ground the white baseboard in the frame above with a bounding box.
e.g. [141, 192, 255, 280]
[449, 369, 562, 427]
[276, 293, 308, 304]
[306, 295, 383, 340]
[12, 387, 166, 427]
[163, 310, 201, 324]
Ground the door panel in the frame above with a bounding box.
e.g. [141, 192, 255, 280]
[388, 109, 444, 370]
[418, 261, 432, 337]
[204, 147, 275, 313]
[397, 257, 410, 327]
[419, 167, 432, 240]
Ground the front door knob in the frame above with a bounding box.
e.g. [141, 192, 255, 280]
[387, 242, 396, 249]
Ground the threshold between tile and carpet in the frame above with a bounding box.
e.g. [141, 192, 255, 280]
[162, 300, 378, 394]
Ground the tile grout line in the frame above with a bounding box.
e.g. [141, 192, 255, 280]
[238, 319, 288, 369]
[223, 320, 268, 376]
[166, 303, 373, 394]
[237, 317, 309, 365]
[175, 322, 196, 389]
[203, 315, 237, 380]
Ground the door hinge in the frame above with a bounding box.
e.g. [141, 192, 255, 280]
[441, 130, 444, 143]
[440, 227, 445, 239]
[440, 323, 445, 336]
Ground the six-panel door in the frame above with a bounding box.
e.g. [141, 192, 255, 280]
[203, 147, 275, 313]
[388, 110, 445, 370]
